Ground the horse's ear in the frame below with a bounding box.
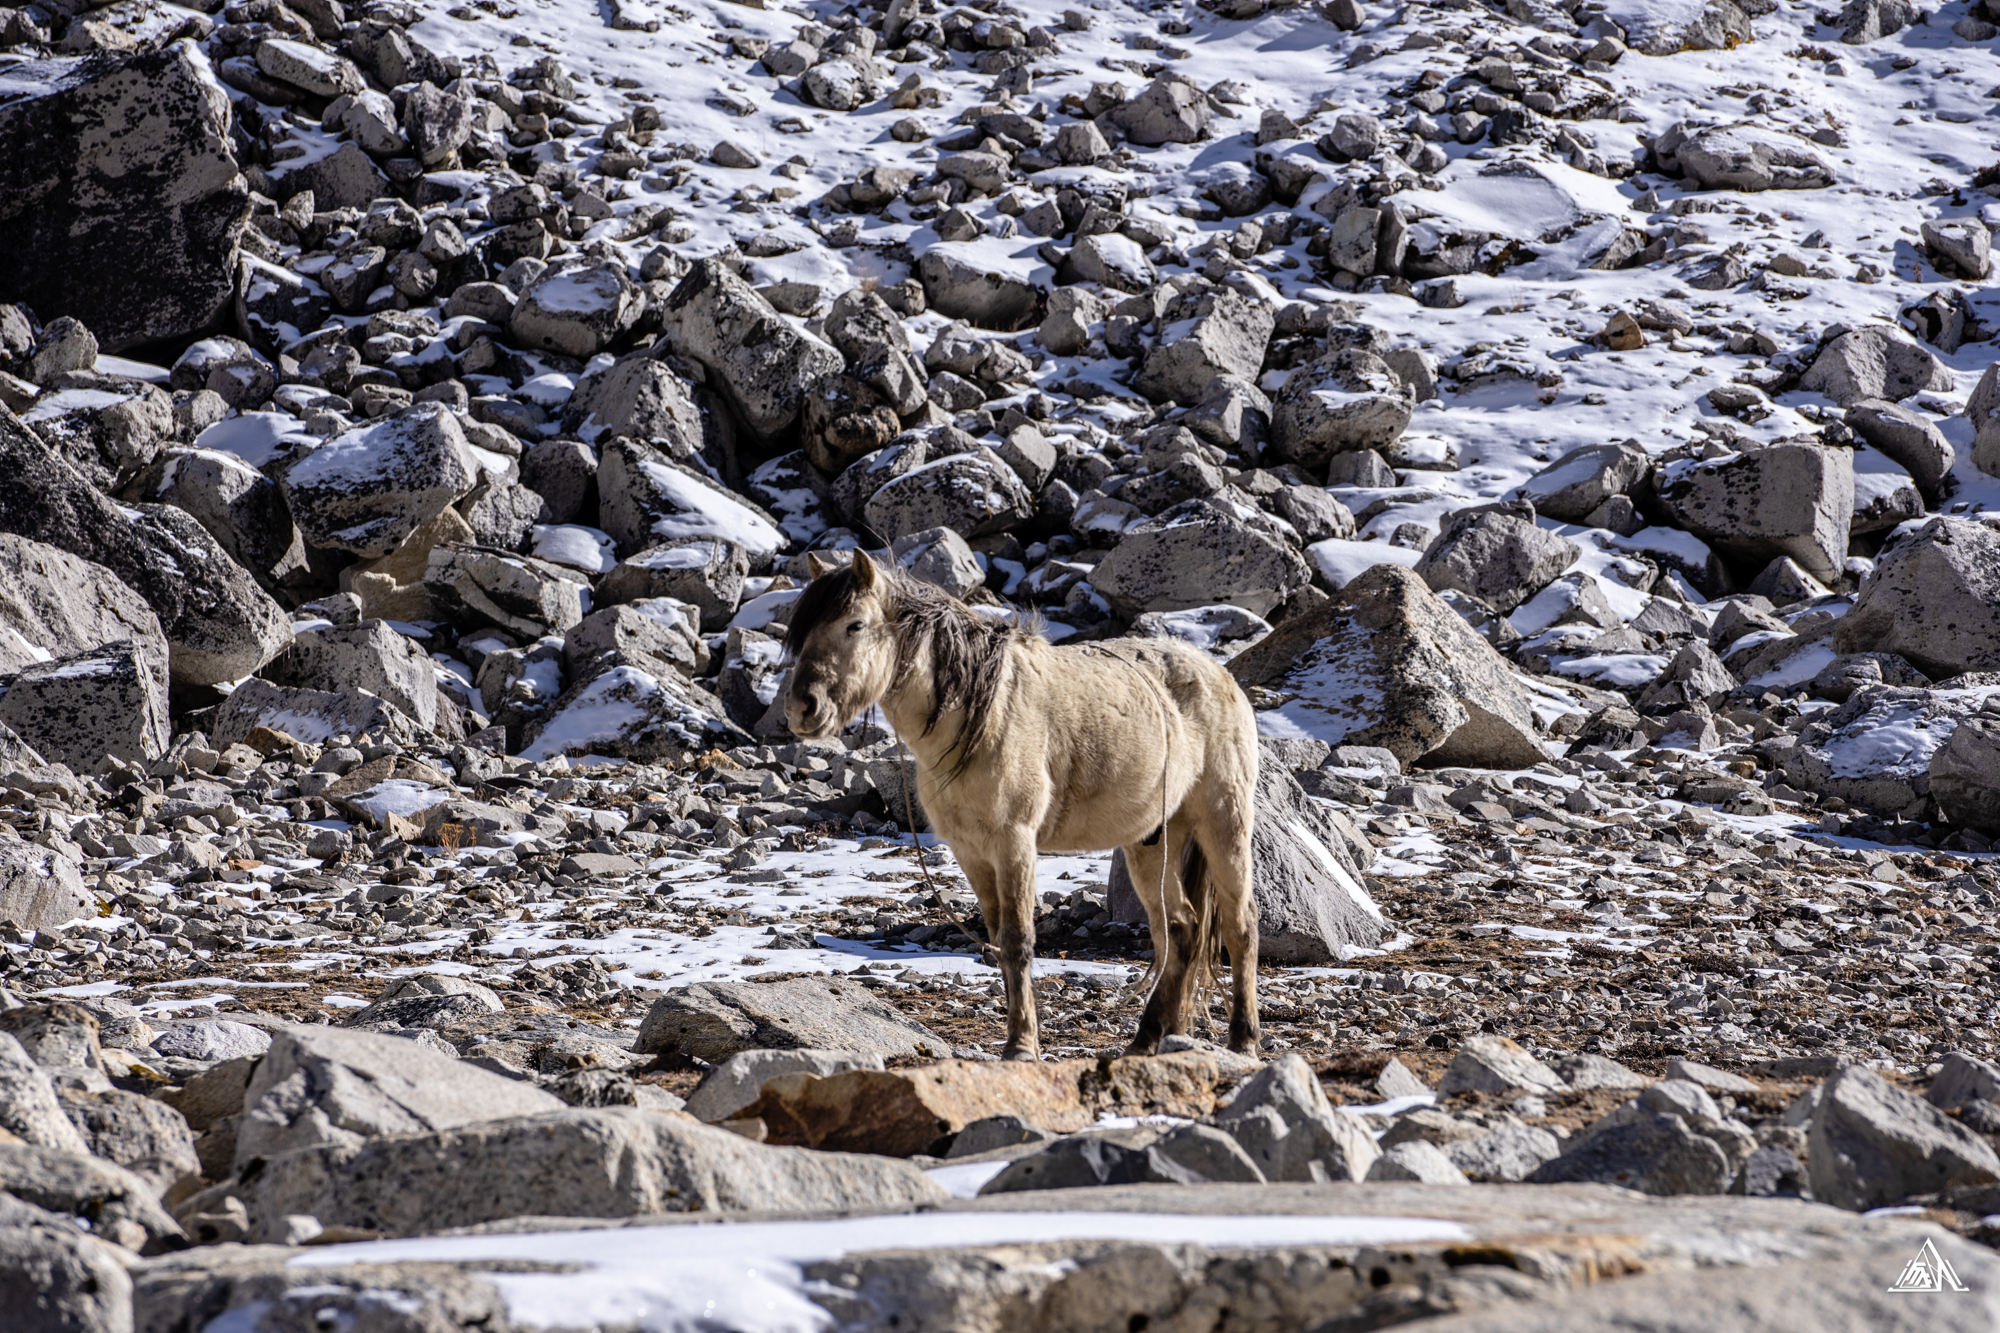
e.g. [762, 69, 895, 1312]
[851, 549, 879, 592]
[806, 552, 831, 580]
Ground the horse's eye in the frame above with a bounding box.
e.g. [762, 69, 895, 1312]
[846, 620, 864, 634]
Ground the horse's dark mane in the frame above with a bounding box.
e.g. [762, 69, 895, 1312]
[785, 562, 1031, 781]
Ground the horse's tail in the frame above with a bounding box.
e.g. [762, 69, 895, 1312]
[1175, 837, 1224, 1034]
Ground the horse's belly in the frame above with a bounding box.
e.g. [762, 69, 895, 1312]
[1036, 784, 1160, 853]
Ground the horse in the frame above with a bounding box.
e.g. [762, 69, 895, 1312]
[782, 550, 1261, 1062]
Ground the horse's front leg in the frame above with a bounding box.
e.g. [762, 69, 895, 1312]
[981, 833, 1041, 1061]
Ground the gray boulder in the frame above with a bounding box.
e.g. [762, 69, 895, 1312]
[1110, 73, 1211, 145]
[0, 1143, 183, 1254]
[1657, 442, 1853, 582]
[1519, 442, 1651, 522]
[0, 535, 165, 678]
[209, 677, 423, 750]
[1529, 1114, 1732, 1195]
[1835, 518, 2000, 676]
[280, 403, 479, 559]
[520, 663, 748, 765]
[424, 544, 586, 640]
[1840, 0, 1914, 42]
[1439, 1035, 1568, 1096]
[596, 440, 786, 563]
[0, 842, 94, 934]
[597, 537, 749, 632]
[55, 1087, 199, 1197]
[862, 447, 1034, 541]
[511, 259, 642, 358]
[1416, 506, 1579, 614]
[1672, 123, 1835, 191]
[684, 1049, 888, 1123]
[830, 434, 933, 527]
[659, 259, 845, 448]
[916, 250, 1045, 332]
[1446, 1122, 1563, 1183]
[248, 1106, 944, 1238]
[0, 640, 169, 769]
[267, 620, 440, 733]
[564, 601, 706, 683]
[1269, 351, 1415, 467]
[1931, 703, 2000, 835]
[0, 44, 247, 351]
[824, 289, 928, 416]
[24, 382, 173, 490]
[634, 977, 948, 1063]
[562, 351, 709, 457]
[1367, 1139, 1469, 1184]
[1213, 1054, 1379, 1182]
[1809, 1066, 2000, 1210]
[1785, 685, 1975, 818]
[125, 447, 307, 590]
[1244, 761, 1385, 961]
[1845, 398, 1954, 498]
[0, 1219, 132, 1333]
[1230, 562, 1548, 769]
[1799, 327, 1949, 407]
[1927, 1051, 2000, 1111]
[520, 438, 598, 523]
[1134, 291, 1275, 407]
[235, 1024, 566, 1170]
[0, 410, 289, 687]
[1091, 498, 1312, 618]
[891, 526, 983, 599]
[0, 1033, 91, 1156]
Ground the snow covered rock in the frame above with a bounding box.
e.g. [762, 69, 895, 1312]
[280, 403, 480, 560]
[1230, 562, 1547, 768]
[1109, 73, 1211, 146]
[510, 260, 643, 359]
[0, 534, 165, 679]
[1135, 290, 1275, 407]
[1835, 518, 2000, 676]
[862, 447, 1035, 542]
[1844, 399, 1954, 499]
[1268, 350, 1415, 467]
[564, 350, 712, 460]
[1066, 232, 1157, 294]
[1656, 442, 1853, 583]
[1666, 123, 1835, 192]
[597, 442, 785, 562]
[424, 544, 586, 640]
[521, 663, 747, 763]
[1518, 442, 1651, 523]
[1783, 685, 1980, 819]
[0, 640, 169, 769]
[890, 525, 983, 599]
[1604, 0, 1757, 55]
[268, 620, 441, 733]
[1244, 759, 1385, 962]
[1415, 505, 1579, 614]
[0, 840, 93, 933]
[0, 44, 248, 351]
[658, 259, 844, 448]
[209, 677, 424, 749]
[22, 383, 174, 490]
[1091, 497, 1312, 618]
[1798, 327, 1949, 407]
[597, 537, 749, 632]
[563, 600, 705, 684]
[1838, 0, 1914, 44]
[126, 447, 307, 591]
[0, 408, 288, 687]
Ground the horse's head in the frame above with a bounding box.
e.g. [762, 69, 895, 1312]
[783, 549, 898, 740]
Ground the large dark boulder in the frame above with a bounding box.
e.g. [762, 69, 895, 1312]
[0, 44, 249, 351]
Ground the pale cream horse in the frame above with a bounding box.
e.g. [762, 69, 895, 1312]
[783, 551, 1261, 1061]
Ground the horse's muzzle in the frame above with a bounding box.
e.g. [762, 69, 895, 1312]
[786, 690, 838, 739]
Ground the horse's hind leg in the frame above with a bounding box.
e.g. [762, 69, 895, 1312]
[1195, 779, 1260, 1054]
[1123, 816, 1197, 1056]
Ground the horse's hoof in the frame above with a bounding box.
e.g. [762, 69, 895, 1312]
[1121, 1040, 1160, 1058]
[999, 1046, 1040, 1063]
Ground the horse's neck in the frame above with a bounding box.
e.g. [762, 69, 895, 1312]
[877, 629, 959, 767]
